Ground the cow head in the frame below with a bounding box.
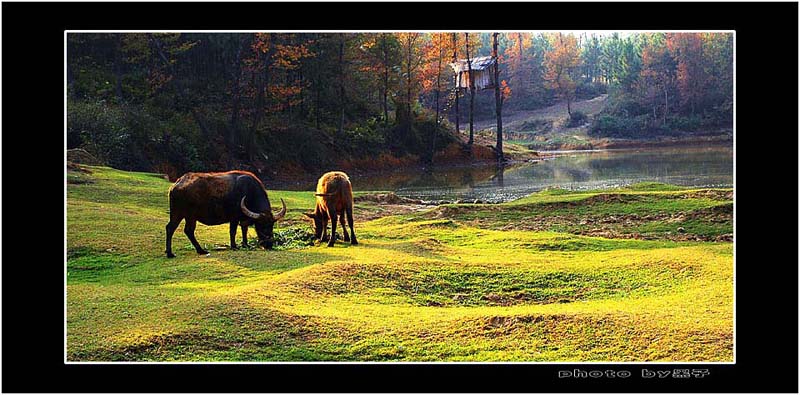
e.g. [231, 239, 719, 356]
[240, 196, 286, 249]
[303, 211, 326, 241]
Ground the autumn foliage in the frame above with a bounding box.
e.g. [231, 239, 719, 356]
[67, 32, 732, 175]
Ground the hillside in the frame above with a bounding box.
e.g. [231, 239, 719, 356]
[67, 165, 733, 361]
[473, 94, 731, 151]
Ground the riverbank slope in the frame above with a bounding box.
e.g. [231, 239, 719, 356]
[474, 94, 732, 151]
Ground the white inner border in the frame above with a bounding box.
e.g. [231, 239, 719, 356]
[64, 29, 736, 365]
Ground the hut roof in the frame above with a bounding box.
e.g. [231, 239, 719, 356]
[449, 56, 495, 73]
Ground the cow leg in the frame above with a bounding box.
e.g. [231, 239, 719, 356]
[165, 216, 183, 258]
[347, 206, 358, 245]
[327, 207, 337, 247]
[240, 224, 249, 247]
[340, 211, 350, 242]
[184, 219, 208, 255]
[320, 217, 330, 243]
[229, 221, 238, 250]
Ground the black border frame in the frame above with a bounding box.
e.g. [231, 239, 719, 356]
[2, 1, 797, 392]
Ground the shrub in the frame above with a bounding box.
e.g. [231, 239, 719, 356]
[666, 115, 701, 134]
[589, 114, 649, 138]
[345, 117, 386, 156]
[519, 119, 553, 134]
[567, 111, 589, 127]
[67, 99, 136, 168]
[575, 81, 607, 99]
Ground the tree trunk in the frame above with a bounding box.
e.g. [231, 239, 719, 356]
[151, 35, 213, 147]
[567, 96, 572, 116]
[113, 36, 124, 103]
[228, 35, 244, 150]
[338, 36, 346, 137]
[465, 33, 474, 147]
[663, 84, 669, 126]
[452, 33, 460, 135]
[653, 102, 657, 123]
[492, 33, 503, 163]
[382, 34, 390, 126]
[515, 33, 524, 97]
[315, 80, 321, 130]
[249, 42, 274, 161]
[432, 37, 442, 165]
[406, 41, 412, 132]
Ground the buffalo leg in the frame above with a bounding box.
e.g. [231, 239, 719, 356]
[342, 207, 358, 245]
[340, 211, 350, 242]
[184, 219, 209, 255]
[240, 224, 249, 247]
[347, 206, 358, 245]
[320, 217, 330, 243]
[165, 217, 182, 258]
[327, 207, 337, 247]
[229, 221, 238, 250]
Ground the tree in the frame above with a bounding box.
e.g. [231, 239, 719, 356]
[361, 34, 401, 126]
[667, 33, 708, 116]
[338, 34, 346, 136]
[451, 33, 460, 135]
[599, 33, 623, 84]
[544, 33, 581, 116]
[640, 33, 677, 125]
[702, 33, 733, 122]
[503, 32, 531, 105]
[581, 34, 602, 84]
[464, 33, 478, 146]
[421, 33, 451, 163]
[492, 33, 505, 163]
[394, 32, 425, 143]
[618, 36, 642, 89]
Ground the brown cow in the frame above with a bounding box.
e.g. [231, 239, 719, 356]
[165, 170, 286, 257]
[304, 171, 358, 247]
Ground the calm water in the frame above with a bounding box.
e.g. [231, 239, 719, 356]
[355, 144, 733, 203]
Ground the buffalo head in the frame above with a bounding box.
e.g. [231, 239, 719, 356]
[240, 196, 286, 249]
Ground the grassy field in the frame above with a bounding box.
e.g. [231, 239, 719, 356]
[67, 166, 733, 361]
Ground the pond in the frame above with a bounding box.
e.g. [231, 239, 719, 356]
[356, 144, 734, 203]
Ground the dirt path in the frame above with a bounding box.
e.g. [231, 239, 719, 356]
[473, 94, 608, 133]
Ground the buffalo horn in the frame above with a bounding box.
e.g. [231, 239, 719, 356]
[273, 198, 287, 221]
[240, 196, 264, 220]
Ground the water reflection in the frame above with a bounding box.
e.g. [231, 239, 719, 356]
[391, 145, 733, 203]
[272, 145, 733, 203]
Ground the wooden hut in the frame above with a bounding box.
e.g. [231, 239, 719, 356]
[450, 55, 497, 90]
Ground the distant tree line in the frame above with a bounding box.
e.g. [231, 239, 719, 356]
[582, 32, 733, 138]
[67, 32, 732, 177]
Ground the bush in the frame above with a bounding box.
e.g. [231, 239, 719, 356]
[666, 115, 701, 133]
[589, 114, 649, 138]
[67, 99, 137, 168]
[519, 119, 553, 134]
[567, 111, 589, 127]
[344, 117, 387, 156]
[575, 81, 607, 100]
[68, 98, 208, 173]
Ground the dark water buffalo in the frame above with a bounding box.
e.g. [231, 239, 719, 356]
[165, 171, 286, 257]
[304, 171, 357, 247]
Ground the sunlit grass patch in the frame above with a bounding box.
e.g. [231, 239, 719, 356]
[285, 259, 695, 307]
[67, 166, 733, 361]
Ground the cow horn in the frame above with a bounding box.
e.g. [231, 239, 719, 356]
[240, 196, 264, 220]
[273, 198, 287, 222]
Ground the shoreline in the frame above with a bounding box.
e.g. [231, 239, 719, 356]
[247, 137, 734, 192]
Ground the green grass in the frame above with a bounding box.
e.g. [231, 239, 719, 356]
[523, 135, 594, 150]
[67, 166, 733, 361]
